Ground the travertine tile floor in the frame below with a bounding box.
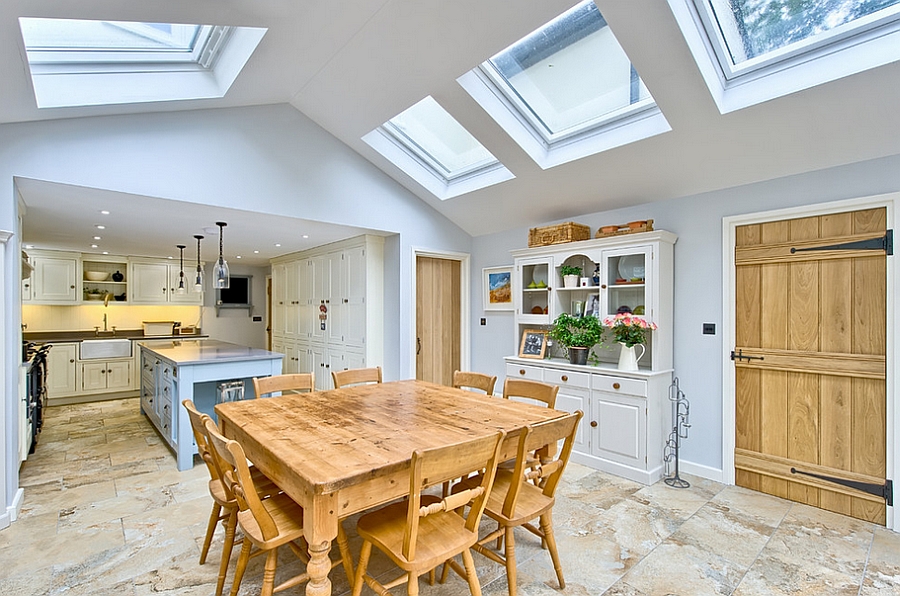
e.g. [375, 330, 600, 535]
[3, 397, 899, 595]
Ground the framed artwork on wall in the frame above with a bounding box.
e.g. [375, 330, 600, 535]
[483, 266, 513, 311]
[519, 329, 547, 359]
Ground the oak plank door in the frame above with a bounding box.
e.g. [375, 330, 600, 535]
[734, 207, 889, 524]
[416, 256, 461, 386]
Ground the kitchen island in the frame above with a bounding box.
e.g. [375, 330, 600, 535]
[138, 339, 283, 471]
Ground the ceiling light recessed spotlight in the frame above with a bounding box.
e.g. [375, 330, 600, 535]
[93, 236, 101, 240]
[168, 256, 173, 259]
[302, 235, 309, 239]
[253, 250, 259, 254]
[95, 225, 105, 230]
[236, 255, 242, 259]
[25, 244, 34, 249]
[90, 244, 98, 248]
[100, 210, 110, 215]
[274, 243, 281, 247]
[102, 251, 109, 255]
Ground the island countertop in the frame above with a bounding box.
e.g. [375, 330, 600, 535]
[138, 339, 283, 366]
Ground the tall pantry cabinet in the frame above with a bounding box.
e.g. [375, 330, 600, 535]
[271, 235, 383, 390]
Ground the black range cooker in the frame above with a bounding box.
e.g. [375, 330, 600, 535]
[23, 342, 50, 454]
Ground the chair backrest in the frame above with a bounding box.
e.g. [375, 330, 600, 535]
[331, 366, 382, 389]
[182, 399, 221, 483]
[204, 418, 280, 541]
[500, 411, 583, 519]
[402, 430, 505, 561]
[253, 373, 315, 398]
[502, 378, 559, 409]
[452, 370, 497, 395]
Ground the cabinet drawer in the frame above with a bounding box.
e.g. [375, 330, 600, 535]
[506, 363, 543, 381]
[544, 369, 590, 389]
[591, 375, 647, 397]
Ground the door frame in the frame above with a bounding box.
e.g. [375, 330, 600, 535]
[409, 248, 471, 381]
[721, 193, 898, 530]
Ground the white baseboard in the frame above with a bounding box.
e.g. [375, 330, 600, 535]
[675, 460, 725, 484]
[1, 488, 24, 529]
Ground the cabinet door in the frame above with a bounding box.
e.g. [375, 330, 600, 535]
[22, 277, 33, 302]
[106, 360, 132, 390]
[309, 255, 332, 343]
[590, 390, 647, 468]
[81, 362, 109, 392]
[284, 261, 299, 338]
[555, 388, 589, 454]
[131, 262, 170, 304]
[34, 256, 78, 302]
[167, 264, 201, 304]
[342, 245, 367, 348]
[271, 263, 287, 336]
[516, 256, 552, 324]
[296, 261, 313, 339]
[326, 251, 343, 345]
[47, 343, 78, 397]
[310, 343, 329, 390]
[295, 342, 315, 377]
[600, 245, 653, 320]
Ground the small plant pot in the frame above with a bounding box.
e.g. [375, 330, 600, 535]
[568, 346, 589, 366]
[563, 274, 579, 288]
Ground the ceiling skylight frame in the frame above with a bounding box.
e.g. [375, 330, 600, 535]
[669, 0, 900, 113]
[381, 120, 499, 182]
[460, 0, 671, 170]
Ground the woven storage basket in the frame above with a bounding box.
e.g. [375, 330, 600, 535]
[528, 222, 591, 247]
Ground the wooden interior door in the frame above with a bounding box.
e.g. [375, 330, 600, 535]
[734, 207, 890, 524]
[416, 256, 461, 386]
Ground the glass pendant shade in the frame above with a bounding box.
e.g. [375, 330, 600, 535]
[175, 244, 186, 295]
[194, 235, 204, 292]
[213, 221, 230, 289]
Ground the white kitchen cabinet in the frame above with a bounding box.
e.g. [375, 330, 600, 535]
[31, 251, 79, 303]
[81, 360, 132, 393]
[130, 260, 202, 305]
[271, 235, 383, 383]
[46, 342, 78, 399]
[82, 257, 128, 303]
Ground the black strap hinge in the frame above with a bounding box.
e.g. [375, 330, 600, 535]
[791, 230, 892, 256]
[731, 349, 764, 362]
[791, 468, 893, 506]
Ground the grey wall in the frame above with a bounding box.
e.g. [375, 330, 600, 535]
[198, 263, 269, 349]
[471, 153, 900, 475]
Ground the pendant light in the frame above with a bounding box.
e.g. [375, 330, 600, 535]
[213, 221, 230, 289]
[175, 244, 187, 295]
[193, 235, 204, 292]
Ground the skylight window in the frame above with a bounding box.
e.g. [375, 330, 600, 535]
[460, 0, 670, 169]
[669, 0, 900, 112]
[363, 96, 513, 200]
[18, 18, 266, 108]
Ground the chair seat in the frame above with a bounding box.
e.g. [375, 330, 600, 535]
[455, 470, 554, 526]
[358, 496, 475, 571]
[237, 492, 305, 549]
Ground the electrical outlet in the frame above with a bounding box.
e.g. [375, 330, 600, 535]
[702, 323, 716, 335]
[480, 318, 486, 326]
[252, 316, 263, 322]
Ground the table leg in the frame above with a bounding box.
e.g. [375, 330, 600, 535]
[304, 495, 339, 596]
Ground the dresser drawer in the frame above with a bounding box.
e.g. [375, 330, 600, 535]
[506, 363, 543, 381]
[591, 375, 647, 397]
[544, 368, 590, 389]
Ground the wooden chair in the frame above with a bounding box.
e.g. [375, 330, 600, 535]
[447, 411, 583, 596]
[252, 373, 315, 398]
[331, 366, 382, 389]
[502, 378, 559, 408]
[351, 430, 506, 596]
[452, 370, 497, 395]
[204, 418, 356, 596]
[182, 400, 280, 596]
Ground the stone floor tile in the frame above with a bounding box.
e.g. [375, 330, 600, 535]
[620, 540, 744, 596]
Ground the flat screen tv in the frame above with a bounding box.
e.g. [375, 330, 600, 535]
[216, 274, 252, 308]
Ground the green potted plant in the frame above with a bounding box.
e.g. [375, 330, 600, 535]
[559, 264, 581, 288]
[548, 312, 604, 365]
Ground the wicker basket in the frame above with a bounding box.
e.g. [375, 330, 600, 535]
[528, 222, 591, 247]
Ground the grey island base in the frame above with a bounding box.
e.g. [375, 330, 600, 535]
[138, 339, 284, 471]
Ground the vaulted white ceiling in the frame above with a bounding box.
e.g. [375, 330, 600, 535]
[5, 0, 900, 260]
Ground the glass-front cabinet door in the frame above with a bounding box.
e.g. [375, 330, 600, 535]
[600, 245, 654, 321]
[516, 256, 552, 324]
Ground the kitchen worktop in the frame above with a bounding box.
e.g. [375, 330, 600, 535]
[25, 330, 206, 343]
[138, 339, 281, 366]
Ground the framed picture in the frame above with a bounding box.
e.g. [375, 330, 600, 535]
[519, 329, 548, 359]
[584, 294, 600, 317]
[483, 266, 513, 311]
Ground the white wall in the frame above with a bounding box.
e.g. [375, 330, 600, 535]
[0, 103, 472, 525]
[196, 263, 269, 349]
[471, 153, 900, 478]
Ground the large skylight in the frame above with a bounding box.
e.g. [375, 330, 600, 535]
[459, 0, 670, 169]
[363, 96, 513, 200]
[19, 18, 266, 108]
[669, 0, 900, 112]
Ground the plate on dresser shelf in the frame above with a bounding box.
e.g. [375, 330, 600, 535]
[617, 255, 645, 281]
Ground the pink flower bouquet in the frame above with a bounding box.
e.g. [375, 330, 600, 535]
[602, 313, 658, 347]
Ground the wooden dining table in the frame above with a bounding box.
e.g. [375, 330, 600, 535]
[214, 379, 567, 596]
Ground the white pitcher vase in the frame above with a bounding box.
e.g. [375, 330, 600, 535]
[617, 343, 645, 371]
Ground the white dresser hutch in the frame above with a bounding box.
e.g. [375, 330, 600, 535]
[505, 230, 676, 484]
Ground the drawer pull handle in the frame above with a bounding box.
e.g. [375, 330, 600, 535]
[590, 420, 598, 428]
[613, 382, 621, 389]
[561, 375, 568, 382]
[519, 369, 525, 375]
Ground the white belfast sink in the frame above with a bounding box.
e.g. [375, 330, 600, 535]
[79, 339, 132, 360]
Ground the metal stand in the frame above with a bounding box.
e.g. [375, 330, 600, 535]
[664, 377, 691, 488]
